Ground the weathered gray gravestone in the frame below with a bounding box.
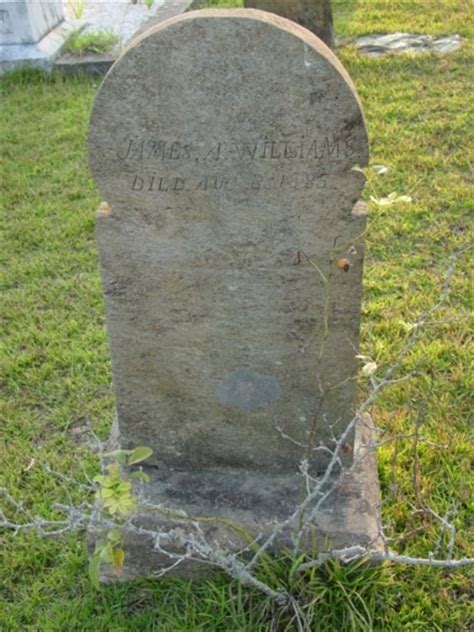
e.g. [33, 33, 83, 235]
[89, 9, 380, 579]
[244, 0, 334, 49]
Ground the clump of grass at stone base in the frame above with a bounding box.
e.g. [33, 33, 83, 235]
[63, 29, 121, 56]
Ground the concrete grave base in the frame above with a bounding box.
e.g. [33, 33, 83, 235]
[0, 20, 74, 75]
[90, 414, 382, 582]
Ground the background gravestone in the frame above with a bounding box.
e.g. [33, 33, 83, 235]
[89, 9, 380, 578]
[244, 0, 334, 49]
[0, 0, 70, 74]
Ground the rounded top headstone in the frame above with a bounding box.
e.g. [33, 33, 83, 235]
[88, 9, 368, 216]
[89, 9, 371, 475]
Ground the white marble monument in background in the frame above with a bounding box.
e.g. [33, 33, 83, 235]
[0, 0, 71, 73]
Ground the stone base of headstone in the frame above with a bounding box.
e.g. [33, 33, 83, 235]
[55, 52, 116, 78]
[0, 20, 74, 75]
[90, 413, 382, 582]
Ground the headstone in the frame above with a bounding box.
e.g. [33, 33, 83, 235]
[0, 0, 71, 74]
[89, 9, 380, 579]
[244, 0, 334, 49]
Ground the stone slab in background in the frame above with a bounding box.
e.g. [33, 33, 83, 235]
[355, 32, 462, 56]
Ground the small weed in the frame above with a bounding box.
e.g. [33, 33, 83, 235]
[68, 0, 85, 20]
[90, 447, 153, 588]
[63, 29, 121, 56]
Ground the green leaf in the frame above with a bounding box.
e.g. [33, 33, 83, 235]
[88, 554, 101, 590]
[103, 495, 120, 507]
[129, 471, 150, 482]
[112, 548, 125, 576]
[116, 496, 136, 516]
[105, 464, 121, 477]
[102, 476, 120, 488]
[117, 481, 132, 493]
[107, 529, 122, 543]
[105, 449, 131, 465]
[288, 553, 306, 582]
[94, 539, 106, 553]
[105, 449, 132, 458]
[99, 542, 114, 563]
[105, 499, 120, 514]
[127, 446, 153, 465]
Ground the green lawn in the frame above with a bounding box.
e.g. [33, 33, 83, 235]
[206, 0, 474, 37]
[1, 1, 473, 630]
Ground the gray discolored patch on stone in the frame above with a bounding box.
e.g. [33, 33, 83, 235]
[216, 367, 282, 411]
[355, 32, 462, 56]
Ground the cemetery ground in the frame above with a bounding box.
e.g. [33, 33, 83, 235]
[1, 1, 473, 630]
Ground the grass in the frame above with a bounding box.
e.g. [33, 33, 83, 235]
[202, 0, 474, 37]
[332, 0, 474, 38]
[67, 0, 85, 20]
[1, 1, 473, 630]
[63, 29, 121, 56]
